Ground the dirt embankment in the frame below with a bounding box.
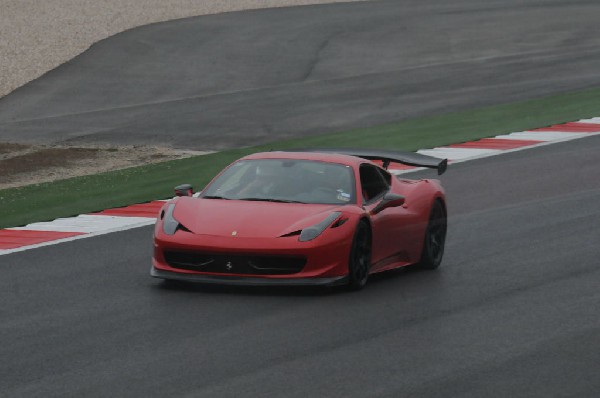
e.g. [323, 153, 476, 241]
[0, 143, 210, 190]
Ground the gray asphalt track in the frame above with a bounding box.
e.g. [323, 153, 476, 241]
[2, 136, 599, 397]
[1, 0, 600, 149]
[0, 137, 600, 397]
[2, 1, 600, 396]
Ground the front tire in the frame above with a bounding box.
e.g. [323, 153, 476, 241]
[347, 221, 372, 290]
[417, 200, 447, 270]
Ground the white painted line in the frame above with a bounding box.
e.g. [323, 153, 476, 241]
[9, 215, 156, 233]
[577, 117, 600, 124]
[417, 147, 501, 160]
[494, 132, 590, 141]
[522, 130, 593, 136]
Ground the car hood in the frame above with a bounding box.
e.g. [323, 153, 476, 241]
[172, 197, 345, 238]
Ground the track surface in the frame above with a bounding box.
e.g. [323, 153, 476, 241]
[2, 1, 600, 396]
[2, 136, 599, 396]
[2, 0, 600, 149]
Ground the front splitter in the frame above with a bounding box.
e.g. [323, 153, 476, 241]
[151, 266, 347, 287]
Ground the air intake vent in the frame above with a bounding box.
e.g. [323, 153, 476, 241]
[164, 251, 306, 275]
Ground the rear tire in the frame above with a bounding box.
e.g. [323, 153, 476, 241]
[417, 200, 447, 270]
[347, 221, 372, 290]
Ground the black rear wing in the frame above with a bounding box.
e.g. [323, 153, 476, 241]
[297, 148, 448, 175]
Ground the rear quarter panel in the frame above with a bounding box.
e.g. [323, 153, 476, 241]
[392, 177, 446, 262]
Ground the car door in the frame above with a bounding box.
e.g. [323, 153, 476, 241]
[359, 163, 410, 271]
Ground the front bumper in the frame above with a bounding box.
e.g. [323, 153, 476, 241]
[151, 266, 348, 286]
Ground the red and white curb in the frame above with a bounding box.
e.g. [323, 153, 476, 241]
[0, 202, 166, 255]
[1, 118, 599, 255]
[387, 118, 600, 174]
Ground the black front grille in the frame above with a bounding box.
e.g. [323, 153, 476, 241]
[164, 251, 306, 275]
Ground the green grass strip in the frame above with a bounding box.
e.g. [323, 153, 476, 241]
[1, 87, 599, 229]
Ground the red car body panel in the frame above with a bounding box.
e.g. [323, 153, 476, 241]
[364, 177, 444, 272]
[151, 151, 446, 286]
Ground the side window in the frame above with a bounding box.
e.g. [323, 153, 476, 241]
[359, 164, 390, 203]
[377, 167, 392, 186]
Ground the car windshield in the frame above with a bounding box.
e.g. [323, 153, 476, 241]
[201, 159, 356, 205]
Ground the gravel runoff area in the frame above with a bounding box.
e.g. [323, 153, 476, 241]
[0, 0, 366, 99]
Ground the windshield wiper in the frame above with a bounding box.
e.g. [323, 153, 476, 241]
[238, 197, 305, 204]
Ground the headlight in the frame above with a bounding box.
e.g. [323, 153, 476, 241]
[299, 212, 341, 242]
[162, 204, 180, 235]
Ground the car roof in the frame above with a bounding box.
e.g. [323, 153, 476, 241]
[241, 151, 367, 167]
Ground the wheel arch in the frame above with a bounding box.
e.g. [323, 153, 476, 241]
[358, 216, 373, 241]
[433, 195, 447, 217]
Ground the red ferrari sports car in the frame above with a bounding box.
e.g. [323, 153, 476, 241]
[151, 149, 447, 289]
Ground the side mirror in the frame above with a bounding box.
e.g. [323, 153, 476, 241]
[174, 184, 194, 197]
[371, 193, 405, 215]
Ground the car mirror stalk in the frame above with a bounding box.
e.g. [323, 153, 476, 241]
[371, 193, 405, 215]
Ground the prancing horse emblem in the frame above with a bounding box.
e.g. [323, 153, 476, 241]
[231, 231, 238, 236]
[226, 261, 233, 271]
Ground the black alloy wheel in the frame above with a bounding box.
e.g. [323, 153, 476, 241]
[417, 200, 447, 270]
[348, 221, 372, 290]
